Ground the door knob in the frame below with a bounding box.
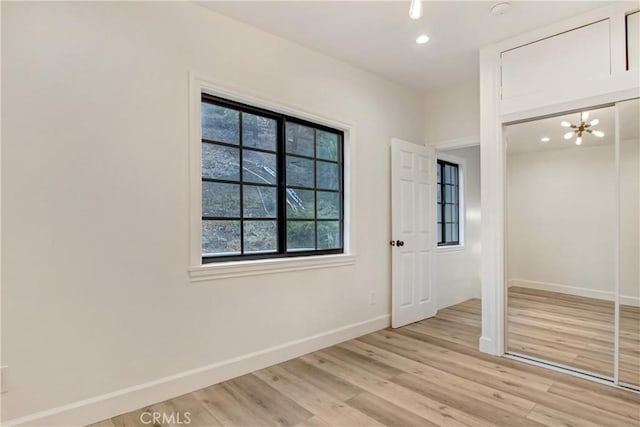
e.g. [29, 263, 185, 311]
[390, 240, 396, 246]
[396, 240, 405, 247]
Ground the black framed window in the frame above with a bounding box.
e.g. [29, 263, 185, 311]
[437, 160, 459, 246]
[201, 94, 344, 263]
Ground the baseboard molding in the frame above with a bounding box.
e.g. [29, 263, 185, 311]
[479, 336, 500, 356]
[508, 279, 640, 307]
[5, 314, 391, 427]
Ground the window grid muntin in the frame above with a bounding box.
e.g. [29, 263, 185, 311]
[437, 160, 460, 246]
[284, 123, 343, 253]
[201, 107, 281, 257]
[201, 94, 344, 263]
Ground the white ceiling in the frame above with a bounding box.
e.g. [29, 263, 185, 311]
[197, 1, 614, 91]
[506, 99, 639, 154]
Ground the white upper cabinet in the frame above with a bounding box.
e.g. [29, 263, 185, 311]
[501, 20, 611, 100]
[628, 12, 639, 71]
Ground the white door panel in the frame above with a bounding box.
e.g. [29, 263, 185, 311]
[391, 138, 437, 328]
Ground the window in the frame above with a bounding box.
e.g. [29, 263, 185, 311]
[201, 94, 344, 263]
[437, 159, 460, 246]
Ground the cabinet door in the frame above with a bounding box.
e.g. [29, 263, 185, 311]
[501, 20, 611, 100]
[628, 12, 639, 71]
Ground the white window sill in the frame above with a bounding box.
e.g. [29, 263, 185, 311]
[436, 245, 465, 253]
[189, 253, 357, 282]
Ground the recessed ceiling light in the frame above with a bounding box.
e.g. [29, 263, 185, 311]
[416, 35, 430, 44]
[540, 137, 550, 142]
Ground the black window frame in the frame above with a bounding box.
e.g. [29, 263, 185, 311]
[437, 159, 460, 246]
[201, 94, 344, 264]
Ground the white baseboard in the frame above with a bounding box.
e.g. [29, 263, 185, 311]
[5, 314, 391, 427]
[508, 279, 640, 307]
[479, 336, 500, 355]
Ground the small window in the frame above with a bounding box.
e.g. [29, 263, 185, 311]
[437, 160, 460, 246]
[201, 94, 344, 263]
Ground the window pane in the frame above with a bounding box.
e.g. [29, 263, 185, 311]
[444, 204, 453, 223]
[286, 122, 314, 157]
[445, 223, 453, 242]
[202, 182, 239, 217]
[202, 143, 239, 181]
[444, 165, 455, 184]
[436, 183, 441, 203]
[445, 185, 454, 203]
[286, 156, 314, 188]
[202, 220, 240, 255]
[243, 150, 277, 185]
[437, 164, 441, 183]
[437, 222, 442, 243]
[202, 103, 239, 144]
[318, 221, 341, 249]
[437, 204, 442, 222]
[243, 113, 276, 152]
[317, 161, 339, 190]
[452, 223, 459, 242]
[244, 221, 278, 253]
[317, 191, 340, 219]
[244, 185, 277, 218]
[287, 221, 315, 251]
[317, 130, 339, 161]
[287, 188, 314, 219]
[200, 98, 345, 260]
[451, 167, 458, 185]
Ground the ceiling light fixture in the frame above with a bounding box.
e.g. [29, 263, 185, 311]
[541, 137, 550, 142]
[416, 35, 430, 44]
[560, 111, 604, 145]
[409, 0, 423, 19]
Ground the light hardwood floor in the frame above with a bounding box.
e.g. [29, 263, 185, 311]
[621, 303, 640, 386]
[508, 286, 640, 385]
[92, 299, 640, 427]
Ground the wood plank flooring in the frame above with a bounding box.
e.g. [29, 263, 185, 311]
[621, 303, 640, 386]
[508, 286, 640, 385]
[91, 299, 640, 427]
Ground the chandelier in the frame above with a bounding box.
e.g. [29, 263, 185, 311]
[561, 111, 604, 145]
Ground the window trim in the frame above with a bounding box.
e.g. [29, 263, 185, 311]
[436, 152, 465, 249]
[188, 73, 356, 281]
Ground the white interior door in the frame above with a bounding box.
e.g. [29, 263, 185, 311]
[391, 138, 437, 328]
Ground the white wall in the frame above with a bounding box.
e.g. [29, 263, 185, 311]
[620, 138, 640, 302]
[1, 2, 426, 424]
[424, 80, 480, 143]
[507, 141, 640, 303]
[424, 80, 482, 310]
[434, 146, 482, 309]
